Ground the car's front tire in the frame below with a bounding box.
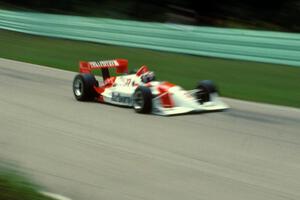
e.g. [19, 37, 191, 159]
[196, 80, 218, 103]
[133, 86, 152, 113]
[73, 74, 98, 101]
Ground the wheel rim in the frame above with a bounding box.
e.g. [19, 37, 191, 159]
[133, 91, 144, 110]
[74, 78, 83, 96]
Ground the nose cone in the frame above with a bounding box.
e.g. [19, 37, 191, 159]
[168, 86, 199, 108]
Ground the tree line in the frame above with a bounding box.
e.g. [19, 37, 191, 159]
[1, 0, 299, 32]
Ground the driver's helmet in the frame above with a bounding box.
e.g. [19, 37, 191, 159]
[141, 71, 155, 83]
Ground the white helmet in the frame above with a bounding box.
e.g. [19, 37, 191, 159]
[141, 71, 155, 83]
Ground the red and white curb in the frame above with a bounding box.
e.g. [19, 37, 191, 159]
[40, 191, 72, 200]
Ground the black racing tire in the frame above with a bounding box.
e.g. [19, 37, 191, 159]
[73, 74, 98, 101]
[196, 80, 218, 103]
[133, 86, 152, 114]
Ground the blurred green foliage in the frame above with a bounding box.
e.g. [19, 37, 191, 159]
[0, 0, 299, 32]
[0, 166, 54, 200]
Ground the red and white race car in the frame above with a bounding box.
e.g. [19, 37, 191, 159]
[72, 59, 228, 115]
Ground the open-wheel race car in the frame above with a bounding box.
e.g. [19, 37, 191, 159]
[72, 59, 229, 116]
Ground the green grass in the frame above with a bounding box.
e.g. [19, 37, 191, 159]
[1, 29, 300, 108]
[0, 167, 54, 200]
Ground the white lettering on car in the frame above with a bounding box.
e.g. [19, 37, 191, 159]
[111, 92, 132, 104]
[89, 60, 119, 68]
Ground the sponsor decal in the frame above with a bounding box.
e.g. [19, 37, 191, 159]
[89, 60, 119, 68]
[116, 78, 131, 87]
[111, 92, 132, 104]
[125, 79, 131, 86]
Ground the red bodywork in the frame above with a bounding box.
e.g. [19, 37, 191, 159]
[157, 82, 175, 108]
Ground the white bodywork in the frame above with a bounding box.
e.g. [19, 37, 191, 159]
[151, 85, 229, 116]
[99, 74, 229, 116]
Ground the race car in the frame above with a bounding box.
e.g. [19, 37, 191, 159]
[72, 59, 229, 115]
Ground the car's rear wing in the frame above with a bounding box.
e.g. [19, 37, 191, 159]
[79, 59, 128, 74]
[79, 59, 128, 81]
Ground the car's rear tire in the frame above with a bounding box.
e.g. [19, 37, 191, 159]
[73, 74, 98, 101]
[196, 80, 218, 103]
[133, 86, 152, 113]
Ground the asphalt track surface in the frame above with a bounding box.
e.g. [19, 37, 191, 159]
[0, 58, 300, 200]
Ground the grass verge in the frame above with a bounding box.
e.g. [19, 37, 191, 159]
[0, 166, 54, 200]
[0, 29, 299, 108]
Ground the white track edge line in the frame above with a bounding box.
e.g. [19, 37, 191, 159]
[40, 191, 73, 200]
